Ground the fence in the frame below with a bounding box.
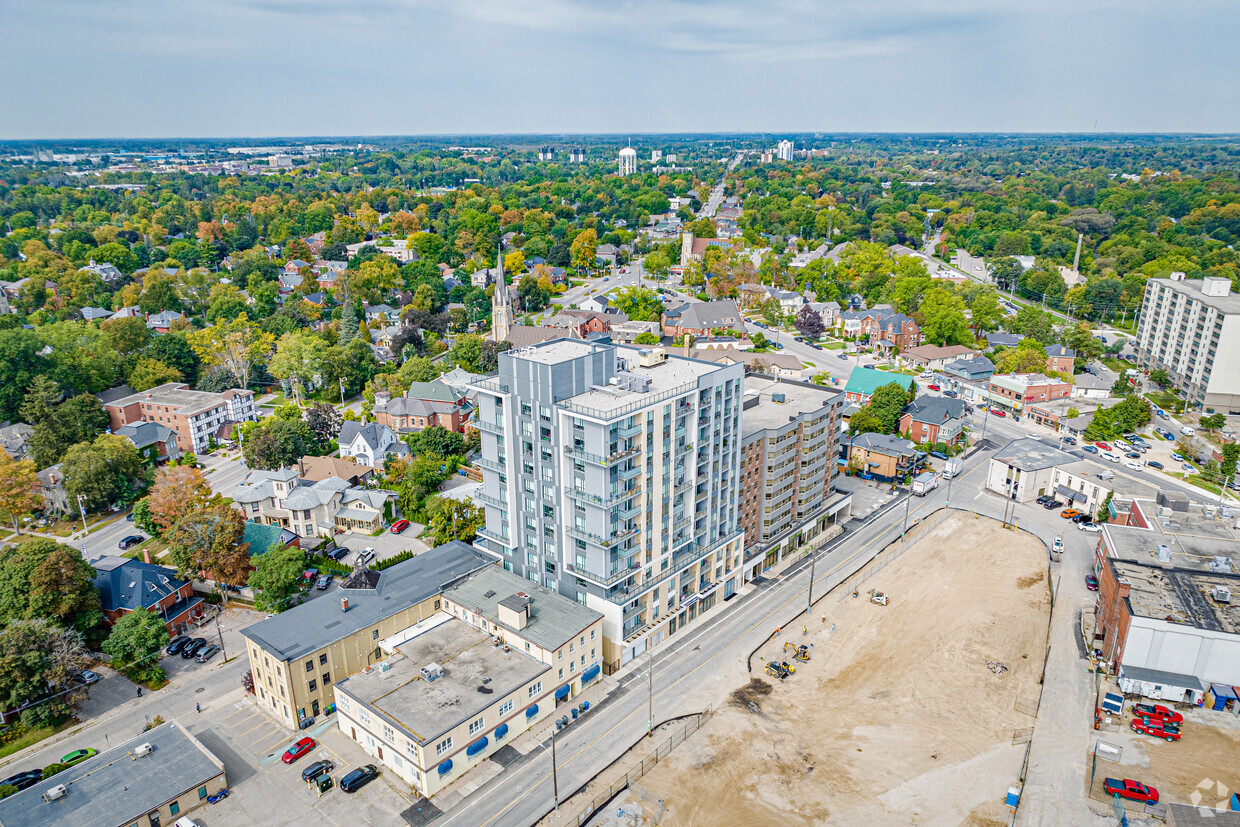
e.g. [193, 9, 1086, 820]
[567, 707, 712, 826]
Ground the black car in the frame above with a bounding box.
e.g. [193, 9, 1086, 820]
[340, 764, 379, 793]
[1036, 495, 1054, 505]
[194, 644, 220, 663]
[1043, 499, 1064, 509]
[943, 390, 958, 398]
[180, 638, 208, 659]
[1, 769, 44, 791]
[166, 637, 191, 656]
[118, 535, 144, 550]
[301, 759, 334, 782]
[326, 547, 349, 562]
[1063, 436, 1077, 445]
[1073, 514, 1094, 524]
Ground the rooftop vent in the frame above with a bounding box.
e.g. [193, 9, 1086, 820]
[421, 662, 444, 682]
[484, 590, 496, 599]
[1214, 585, 1232, 604]
[378, 661, 391, 673]
[772, 393, 786, 403]
[341, 597, 349, 613]
[134, 742, 154, 758]
[1156, 545, 1172, 563]
[1210, 556, 1234, 574]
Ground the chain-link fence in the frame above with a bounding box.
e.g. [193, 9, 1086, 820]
[568, 707, 712, 826]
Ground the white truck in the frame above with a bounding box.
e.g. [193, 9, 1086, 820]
[943, 458, 962, 479]
[911, 471, 940, 496]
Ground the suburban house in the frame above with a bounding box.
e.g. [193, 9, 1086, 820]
[843, 433, 918, 481]
[363, 304, 398, 324]
[79, 260, 125, 282]
[232, 468, 396, 538]
[1073, 373, 1112, 399]
[843, 368, 911, 405]
[661, 346, 804, 380]
[0, 422, 33, 461]
[661, 299, 744, 338]
[337, 421, 410, 468]
[543, 312, 611, 339]
[115, 421, 181, 464]
[373, 381, 469, 433]
[596, 243, 619, 266]
[297, 455, 375, 487]
[145, 310, 186, 333]
[92, 555, 204, 637]
[36, 464, 68, 517]
[836, 309, 921, 350]
[1045, 344, 1076, 374]
[942, 356, 996, 383]
[104, 383, 258, 455]
[898, 397, 967, 445]
[901, 344, 979, 372]
[80, 306, 114, 322]
[986, 333, 1024, 349]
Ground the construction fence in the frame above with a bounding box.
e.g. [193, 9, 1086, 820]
[567, 707, 712, 826]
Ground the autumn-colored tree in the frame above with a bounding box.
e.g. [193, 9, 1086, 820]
[147, 466, 218, 536]
[186, 314, 275, 389]
[167, 504, 251, 599]
[0, 450, 41, 534]
[570, 228, 598, 270]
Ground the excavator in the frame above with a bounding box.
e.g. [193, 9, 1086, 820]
[783, 641, 811, 662]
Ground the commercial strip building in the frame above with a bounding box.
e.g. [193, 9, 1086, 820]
[469, 340, 746, 671]
[103, 382, 258, 454]
[1093, 499, 1240, 703]
[739, 376, 851, 575]
[241, 542, 493, 729]
[1135, 274, 1240, 412]
[987, 373, 1072, 416]
[334, 567, 603, 798]
[0, 721, 224, 827]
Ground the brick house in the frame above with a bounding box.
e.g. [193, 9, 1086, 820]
[92, 556, 204, 637]
[844, 433, 918, 481]
[898, 397, 967, 445]
[104, 383, 258, 455]
[837, 309, 921, 350]
[373, 380, 469, 433]
[1044, 344, 1076, 375]
[988, 373, 1073, 415]
[661, 299, 744, 338]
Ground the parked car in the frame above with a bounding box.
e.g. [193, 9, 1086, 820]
[1131, 703, 1183, 725]
[1103, 778, 1159, 803]
[1182, 463, 1196, 473]
[357, 548, 376, 565]
[927, 384, 941, 391]
[194, 644, 220, 663]
[389, 520, 410, 534]
[1085, 574, 1099, 591]
[1095, 442, 1112, 451]
[327, 547, 349, 561]
[118, 535, 144, 550]
[1072, 514, 1093, 524]
[1131, 718, 1181, 741]
[0, 769, 44, 791]
[340, 764, 380, 793]
[1036, 495, 1055, 505]
[930, 451, 948, 460]
[73, 670, 102, 685]
[1180, 426, 1196, 436]
[1081, 445, 1099, 454]
[1060, 509, 1082, 519]
[1063, 436, 1077, 445]
[1052, 537, 1064, 554]
[1171, 453, 1185, 462]
[1124, 451, 1141, 459]
[1043, 499, 1064, 510]
[1101, 453, 1120, 463]
[1124, 461, 1143, 471]
[60, 748, 98, 767]
[316, 574, 333, 590]
[1078, 523, 1101, 533]
[166, 637, 191, 656]
[301, 759, 335, 783]
[1146, 460, 1164, 470]
[990, 409, 1007, 417]
[180, 638, 207, 659]
[943, 390, 958, 398]
[281, 737, 316, 764]
[837, 353, 849, 360]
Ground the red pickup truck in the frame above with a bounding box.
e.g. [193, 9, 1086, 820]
[1131, 717, 1181, 742]
[1103, 778, 1159, 803]
[1131, 703, 1183, 725]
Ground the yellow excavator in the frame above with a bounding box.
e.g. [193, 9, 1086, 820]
[783, 641, 810, 661]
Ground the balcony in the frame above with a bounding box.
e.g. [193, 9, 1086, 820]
[616, 503, 642, 520]
[564, 443, 640, 467]
[473, 456, 507, 473]
[564, 524, 639, 549]
[616, 422, 642, 438]
[476, 526, 514, 547]
[568, 558, 641, 588]
[618, 465, 641, 481]
[474, 491, 507, 509]
[476, 418, 505, 434]
[564, 486, 635, 508]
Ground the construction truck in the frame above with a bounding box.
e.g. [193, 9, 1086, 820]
[869, 589, 889, 606]
[764, 661, 794, 680]
[784, 642, 810, 662]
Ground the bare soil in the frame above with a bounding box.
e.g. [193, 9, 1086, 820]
[604, 513, 1051, 826]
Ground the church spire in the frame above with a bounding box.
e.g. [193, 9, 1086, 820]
[491, 243, 512, 343]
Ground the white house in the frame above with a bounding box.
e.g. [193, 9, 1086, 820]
[338, 421, 409, 468]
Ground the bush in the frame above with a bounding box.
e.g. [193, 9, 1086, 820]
[373, 550, 414, 571]
[143, 715, 165, 732]
[42, 763, 67, 779]
[305, 554, 351, 575]
[0, 784, 17, 800]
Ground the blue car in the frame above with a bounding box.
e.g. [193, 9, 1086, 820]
[1082, 445, 1099, 454]
[930, 451, 948, 460]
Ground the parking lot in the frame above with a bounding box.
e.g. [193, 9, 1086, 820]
[327, 526, 432, 566]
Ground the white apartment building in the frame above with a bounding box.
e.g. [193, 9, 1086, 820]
[470, 340, 745, 670]
[1135, 273, 1240, 412]
[776, 140, 794, 162]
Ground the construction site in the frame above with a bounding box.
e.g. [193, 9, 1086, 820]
[602, 512, 1051, 826]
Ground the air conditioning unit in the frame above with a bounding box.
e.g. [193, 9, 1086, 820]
[1214, 585, 1232, 604]
[43, 785, 67, 802]
[420, 662, 444, 682]
[133, 743, 153, 758]
[378, 661, 390, 673]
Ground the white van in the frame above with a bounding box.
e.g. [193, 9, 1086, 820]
[1180, 426, 1196, 436]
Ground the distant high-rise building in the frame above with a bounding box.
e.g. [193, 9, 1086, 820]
[618, 145, 638, 176]
[537, 146, 554, 161]
[776, 140, 794, 162]
[665, 154, 677, 164]
[570, 148, 586, 163]
[651, 150, 663, 163]
[760, 152, 774, 164]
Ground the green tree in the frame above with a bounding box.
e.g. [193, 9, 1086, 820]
[62, 434, 147, 511]
[406, 426, 464, 458]
[968, 291, 1003, 333]
[0, 450, 41, 535]
[21, 377, 110, 469]
[248, 544, 306, 613]
[0, 620, 91, 727]
[610, 286, 663, 321]
[846, 406, 885, 436]
[1201, 413, 1226, 432]
[0, 328, 49, 421]
[1149, 369, 1171, 388]
[517, 275, 551, 312]
[131, 498, 159, 537]
[634, 331, 661, 345]
[166, 504, 250, 593]
[100, 316, 151, 355]
[127, 358, 184, 392]
[0, 538, 102, 631]
[867, 382, 913, 433]
[186, 314, 275, 389]
[269, 331, 326, 405]
[240, 416, 320, 470]
[917, 289, 973, 346]
[570, 228, 598, 270]
[423, 498, 484, 546]
[102, 608, 170, 684]
[37, 321, 119, 393]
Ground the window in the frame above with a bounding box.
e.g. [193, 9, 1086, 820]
[528, 681, 543, 698]
[170, 802, 180, 815]
[360, 709, 371, 725]
[499, 699, 513, 716]
[469, 716, 485, 735]
[305, 660, 313, 672]
[436, 737, 453, 756]
[308, 679, 317, 692]
[338, 696, 350, 711]
[323, 672, 331, 685]
[383, 724, 395, 741]
[198, 787, 208, 800]
[372, 629, 380, 640]
[319, 654, 328, 665]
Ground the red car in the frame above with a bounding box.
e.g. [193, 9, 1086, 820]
[1103, 778, 1159, 803]
[282, 737, 316, 764]
[1096, 442, 1112, 451]
[1131, 717, 1181, 741]
[927, 384, 941, 391]
[390, 519, 410, 534]
[990, 409, 1007, 417]
[1131, 703, 1183, 725]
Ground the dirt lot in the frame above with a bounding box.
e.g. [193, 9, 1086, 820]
[605, 513, 1051, 826]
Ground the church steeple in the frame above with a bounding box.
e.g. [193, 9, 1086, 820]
[491, 244, 512, 343]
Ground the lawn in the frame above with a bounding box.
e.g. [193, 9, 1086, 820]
[0, 721, 74, 760]
[822, 341, 846, 350]
[1145, 391, 1185, 415]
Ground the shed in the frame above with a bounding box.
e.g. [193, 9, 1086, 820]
[1206, 683, 1239, 712]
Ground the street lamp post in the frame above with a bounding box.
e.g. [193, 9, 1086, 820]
[76, 493, 88, 534]
[647, 643, 654, 739]
[806, 542, 817, 614]
[537, 727, 560, 810]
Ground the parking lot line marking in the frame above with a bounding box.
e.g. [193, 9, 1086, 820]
[239, 718, 279, 737]
[252, 731, 289, 750]
[225, 708, 260, 725]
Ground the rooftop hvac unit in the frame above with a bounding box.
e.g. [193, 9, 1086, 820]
[1156, 545, 1172, 563]
[43, 785, 67, 802]
[421, 663, 444, 682]
[1210, 556, 1234, 573]
[772, 393, 786, 403]
[378, 661, 390, 673]
[134, 743, 154, 758]
[1214, 585, 1232, 604]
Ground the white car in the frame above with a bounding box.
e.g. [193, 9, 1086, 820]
[1180, 426, 1196, 436]
[1113, 439, 1130, 450]
[1052, 537, 1064, 554]
[1078, 523, 1101, 533]
[1102, 452, 1121, 463]
[1123, 460, 1142, 471]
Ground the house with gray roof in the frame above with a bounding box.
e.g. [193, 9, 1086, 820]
[942, 355, 995, 382]
[661, 299, 744, 337]
[79, 259, 124, 282]
[986, 436, 1078, 502]
[92, 555, 203, 635]
[115, 421, 180, 463]
[145, 310, 186, 332]
[232, 467, 396, 538]
[79, 306, 114, 322]
[337, 420, 408, 468]
[0, 422, 33, 461]
[899, 396, 967, 445]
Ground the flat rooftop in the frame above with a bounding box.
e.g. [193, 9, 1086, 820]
[1055, 459, 1160, 499]
[1103, 501, 1239, 575]
[443, 566, 602, 652]
[507, 339, 604, 366]
[337, 616, 547, 745]
[1149, 277, 1240, 314]
[742, 376, 840, 437]
[241, 541, 492, 662]
[0, 721, 221, 827]
[992, 436, 1077, 471]
[105, 382, 247, 415]
[1109, 558, 1240, 634]
[564, 347, 724, 414]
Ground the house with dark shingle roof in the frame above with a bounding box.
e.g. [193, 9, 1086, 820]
[92, 555, 204, 636]
[1044, 343, 1076, 374]
[337, 421, 409, 468]
[898, 396, 967, 445]
[844, 433, 919, 481]
[115, 421, 181, 463]
[661, 299, 744, 337]
[942, 355, 995, 382]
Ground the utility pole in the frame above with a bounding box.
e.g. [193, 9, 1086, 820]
[76, 493, 88, 533]
[647, 643, 654, 738]
[550, 725, 559, 810]
[806, 542, 817, 614]
[900, 485, 913, 548]
[215, 611, 229, 661]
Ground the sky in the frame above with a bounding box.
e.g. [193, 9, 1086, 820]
[3, 0, 1238, 139]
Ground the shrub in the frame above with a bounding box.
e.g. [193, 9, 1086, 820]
[373, 550, 414, 571]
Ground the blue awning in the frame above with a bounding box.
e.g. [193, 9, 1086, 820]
[582, 664, 601, 683]
[466, 736, 488, 757]
[555, 684, 571, 700]
[526, 704, 539, 718]
[437, 759, 452, 775]
[495, 723, 509, 739]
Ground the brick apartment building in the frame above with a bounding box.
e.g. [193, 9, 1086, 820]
[104, 383, 258, 455]
[987, 373, 1072, 415]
